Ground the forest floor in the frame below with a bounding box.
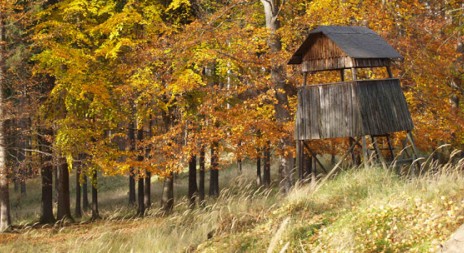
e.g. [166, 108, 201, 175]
[1, 160, 464, 252]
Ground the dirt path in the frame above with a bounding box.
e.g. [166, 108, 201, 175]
[441, 224, 464, 253]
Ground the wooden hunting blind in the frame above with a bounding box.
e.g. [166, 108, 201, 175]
[289, 26, 419, 177]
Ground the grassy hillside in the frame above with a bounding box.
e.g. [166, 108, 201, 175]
[1, 160, 464, 252]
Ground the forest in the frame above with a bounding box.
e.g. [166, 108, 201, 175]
[0, 0, 463, 252]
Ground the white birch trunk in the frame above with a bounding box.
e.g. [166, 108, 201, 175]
[260, 0, 294, 193]
[0, 8, 11, 232]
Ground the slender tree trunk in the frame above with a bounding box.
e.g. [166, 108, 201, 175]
[136, 128, 144, 216]
[260, 0, 294, 193]
[144, 119, 153, 209]
[199, 146, 205, 206]
[263, 142, 271, 186]
[54, 165, 58, 203]
[74, 165, 82, 218]
[57, 160, 72, 221]
[91, 170, 100, 220]
[256, 152, 262, 186]
[40, 163, 54, 223]
[188, 155, 198, 208]
[0, 8, 10, 232]
[209, 142, 219, 197]
[38, 127, 55, 223]
[128, 121, 136, 205]
[20, 179, 26, 195]
[161, 173, 174, 213]
[144, 172, 151, 209]
[137, 176, 144, 216]
[82, 175, 89, 211]
[237, 140, 243, 174]
[18, 118, 28, 196]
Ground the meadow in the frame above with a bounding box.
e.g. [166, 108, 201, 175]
[0, 155, 463, 252]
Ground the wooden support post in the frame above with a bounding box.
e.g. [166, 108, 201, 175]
[311, 155, 317, 187]
[386, 66, 393, 78]
[371, 136, 388, 170]
[340, 69, 345, 82]
[351, 67, 358, 81]
[297, 140, 304, 180]
[406, 131, 419, 157]
[362, 136, 369, 169]
[386, 134, 395, 160]
[303, 143, 328, 173]
[349, 137, 356, 165]
[303, 72, 308, 86]
[406, 131, 421, 173]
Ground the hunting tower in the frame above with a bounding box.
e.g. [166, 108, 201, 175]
[289, 26, 418, 177]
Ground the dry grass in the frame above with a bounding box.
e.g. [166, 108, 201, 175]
[1, 156, 464, 252]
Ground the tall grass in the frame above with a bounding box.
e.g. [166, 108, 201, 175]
[2, 157, 464, 252]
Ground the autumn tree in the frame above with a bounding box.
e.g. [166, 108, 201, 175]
[260, 0, 296, 193]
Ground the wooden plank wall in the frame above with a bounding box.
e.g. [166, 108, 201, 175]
[302, 57, 392, 72]
[296, 79, 414, 140]
[356, 79, 414, 135]
[300, 33, 392, 72]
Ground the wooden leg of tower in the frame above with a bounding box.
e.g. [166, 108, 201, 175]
[362, 136, 369, 169]
[406, 131, 419, 158]
[311, 156, 317, 188]
[305, 155, 312, 179]
[386, 134, 395, 160]
[406, 131, 421, 174]
[350, 137, 364, 166]
[303, 142, 328, 174]
[371, 136, 388, 170]
[297, 140, 304, 180]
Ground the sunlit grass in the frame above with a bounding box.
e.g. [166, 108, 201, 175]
[1, 156, 464, 252]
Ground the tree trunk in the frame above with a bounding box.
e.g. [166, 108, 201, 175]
[263, 142, 271, 186]
[144, 119, 153, 209]
[144, 172, 151, 209]
[161, 173, 174, 213]
[38, 128, 55, 224]
[54, 165, 58, 203]
[260, 0, 294, 193]
[199, 146, 205, 206]
[188, 155, 198, 208]
[256, 152, 262, 186]
[91, 170, 100, 220]
[136, 128, 144, 216]
[74, 165, 82, 218]
[209, 142, 219, 197]
[82, 174, 89, 211]
[57, 160, 72, 221]
[0, 6, 11, 232]
[128, 121, 136, 205]
[137, 176, 144, 216]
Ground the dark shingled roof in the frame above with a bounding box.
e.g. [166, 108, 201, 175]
[288, 26, 403, 65]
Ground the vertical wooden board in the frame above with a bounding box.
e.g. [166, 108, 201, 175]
[321, 85, 329, 138]
[356, 82, 373, 135]
[310, 87, 321, 139]
[351, 81, 363, 136]
[320, 86, 328, 139]
[296, 90, 303, 140]
[334, 84, 345, 137]
[303, 88, 310, 139]
[342, 84, 353, 137]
